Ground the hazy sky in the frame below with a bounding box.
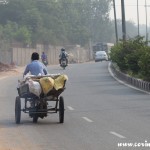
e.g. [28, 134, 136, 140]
[109, 0, 150, 25]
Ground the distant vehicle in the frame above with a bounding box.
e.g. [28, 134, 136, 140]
[42, 59, 48, 66]
[92, 42, 114, 60]
[94, 51, 108, 62]
[60, 58, 67, 70]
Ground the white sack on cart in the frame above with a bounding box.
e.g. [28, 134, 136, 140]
[26, 79, 42, 97]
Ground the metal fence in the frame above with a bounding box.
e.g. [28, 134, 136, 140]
[110, 62, 150, 92]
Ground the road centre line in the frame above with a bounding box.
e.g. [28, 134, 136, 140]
[82, 117, 93, 122]
[110, 131, 126, 139]
[67, 106, 74, 110]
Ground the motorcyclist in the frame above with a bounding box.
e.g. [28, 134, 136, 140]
[23, 52, 48, 76]
[59, 48, 68, 65]
[41, 52, 48, 66]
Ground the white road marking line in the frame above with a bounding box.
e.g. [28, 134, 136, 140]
[82, 117, 93, 122]
[110, 131, 126, 139]
[67, 106, 74, 110]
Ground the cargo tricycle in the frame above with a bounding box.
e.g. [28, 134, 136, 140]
[15, 75, 66, 124]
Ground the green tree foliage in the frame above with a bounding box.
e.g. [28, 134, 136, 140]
[0, 0, 112, 46]
[3, 21, 18, 41]
[89, 0, 112, 42]
[14, 26, 31, 46]
[110, 36, 150, 81]
[138, 47, 150, 81]
[110, 41, 128, 72]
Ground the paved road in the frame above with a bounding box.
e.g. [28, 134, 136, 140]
[0, 61, 150, 150]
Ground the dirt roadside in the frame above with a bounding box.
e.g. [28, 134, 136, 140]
[0, 63, 24, 79]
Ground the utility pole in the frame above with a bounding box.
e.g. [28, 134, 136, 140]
[145, 0, 148, 43]
[137, 0, 139, 36]
[113, 0, 118, 43]
[121, 0, 126, 41]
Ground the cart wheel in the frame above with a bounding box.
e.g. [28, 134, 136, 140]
[59, 96, 64, 123]
[33, 115, 38, 123]
[15, 96, 21, 124]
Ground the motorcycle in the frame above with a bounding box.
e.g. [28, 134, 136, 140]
[60, 58, 67, 70]
[42, 59, 48, 66]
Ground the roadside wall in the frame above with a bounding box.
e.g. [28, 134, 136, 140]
[0, 45, 91, 66]
[0, 49, 12, 64]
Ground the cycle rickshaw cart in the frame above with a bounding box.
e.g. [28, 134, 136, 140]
[15, 75, 66, 124]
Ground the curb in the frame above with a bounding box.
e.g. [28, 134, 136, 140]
[108, 62, 150, 95]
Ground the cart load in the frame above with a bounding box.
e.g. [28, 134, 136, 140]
[40, 77, 54, 95]
[18, 74, 68, 98]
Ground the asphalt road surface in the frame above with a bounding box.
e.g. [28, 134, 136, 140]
[0, 61, 150, 150]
